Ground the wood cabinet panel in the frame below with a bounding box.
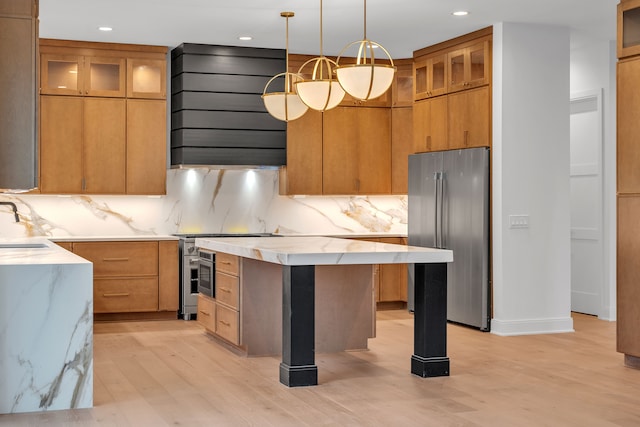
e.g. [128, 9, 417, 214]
[323, 107, 391, 194]
[197, 294, 216, 332]
[83, 97, 126, 193]
[617, 59, 640, 193]
[617, 196, 640, 357]
[73, 241, 158, 276]
[413, 53, 447, 100]
[158, 240, 179, 311]
[126, 99, 167, 195]
[392, 60, 414, 107]
[413, 96, 448, 153]
[94, 277, 159, 313]
[447, 40, 490, 93]
[378, 237, 408, 302]
[391, 107, 413, 194]
[216, 303, 240, 345]
[216, 252, 239, 276]
[281, 109, 323, 195]
[39, 96, 83, 193]
[448, 86, 490, 149]
[216, 272, 239, 310]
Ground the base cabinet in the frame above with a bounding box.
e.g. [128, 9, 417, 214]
[56, 239, 178, 319]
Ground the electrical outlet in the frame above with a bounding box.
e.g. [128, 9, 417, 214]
[509, 214, 530, 229]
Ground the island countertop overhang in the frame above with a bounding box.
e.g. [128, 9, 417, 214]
[195, 236, 453, 266]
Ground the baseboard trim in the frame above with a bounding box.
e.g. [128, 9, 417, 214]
[490, 316, 574, 336]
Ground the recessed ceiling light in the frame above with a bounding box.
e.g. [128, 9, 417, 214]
[452, 11, 469, 17]
[98, 26, 113, 32]
[238, 36, 252, 41]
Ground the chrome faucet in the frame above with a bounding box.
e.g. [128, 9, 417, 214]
[0, 201, 20, 222]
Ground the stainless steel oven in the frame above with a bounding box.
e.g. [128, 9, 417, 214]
[198, 249, 214, 298]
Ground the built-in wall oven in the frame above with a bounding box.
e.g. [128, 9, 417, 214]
[174, 233, 273, 320]
[197, 249, 214, 298]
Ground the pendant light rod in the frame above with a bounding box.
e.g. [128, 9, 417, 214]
[319, 0, 324, 57]
[282, 11, 294, 93]
[363, 0, 367, 40]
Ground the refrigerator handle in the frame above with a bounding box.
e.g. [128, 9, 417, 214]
[433, 172, 440, 248]
[439, 172, 445, 248]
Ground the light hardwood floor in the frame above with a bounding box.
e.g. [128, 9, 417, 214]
[1, 312, 639, 426]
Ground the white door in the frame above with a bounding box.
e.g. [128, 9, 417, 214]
[569, 89, 603, 316]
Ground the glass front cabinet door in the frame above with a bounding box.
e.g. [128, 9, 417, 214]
[41, 54, 125, 97]
[618, 0, 640, 58]
[127, 58, 166, 99]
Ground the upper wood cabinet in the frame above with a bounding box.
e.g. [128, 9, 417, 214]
[40, 96, 126, 194]
[448, 86, 491, 149]
[280, 109, 323, 195]
[617, 57, 640, 193]
[618, 0, 640, 59]
[413, 96, 448, 153]
[41, 54, 126, 97]
[392, 59, 414, 107]
[448, 40, 490, 93]
[391, 107, 413, 194]
[413, 53, 446, 100]
[127, 58, 166, 99]
[39, 39, 168, 195]
[323, 107, 391, 195]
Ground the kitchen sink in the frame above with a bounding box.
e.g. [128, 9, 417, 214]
[0, 243, 48, 249]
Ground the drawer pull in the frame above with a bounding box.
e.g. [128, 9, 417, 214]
[103, 257, 129, 262]
[220, 261, 231, 265]
[103, 292, 130, 297]
[219, 287, 231, 293]
[219, 320, 231, 327]
[199, 310, 211, 316]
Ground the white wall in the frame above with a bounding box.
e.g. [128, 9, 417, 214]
[570, 40, 617, 320]
[491, 23, 574, 335]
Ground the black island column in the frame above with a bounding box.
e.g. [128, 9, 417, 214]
[411, 262, 450, 377]
[279, 265, 318, 387]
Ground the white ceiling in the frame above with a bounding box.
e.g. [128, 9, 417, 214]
[39, 0, 618, 58]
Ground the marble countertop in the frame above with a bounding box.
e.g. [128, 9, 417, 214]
[195, 236, 452, 266]
[274, 233, 408, 239]
[0, 238, 91, 266]
[50, 235, 179, 242]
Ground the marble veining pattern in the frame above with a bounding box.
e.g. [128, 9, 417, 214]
[1, 261, 93, 414]
[0, 169, 408, 239]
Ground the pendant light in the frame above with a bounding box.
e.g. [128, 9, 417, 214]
[336, 0, 396, 101]
[294, 0, 345, 111]
[262, 12, 309, 122]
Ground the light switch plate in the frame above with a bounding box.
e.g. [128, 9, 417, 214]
[509, 214, 530, 229]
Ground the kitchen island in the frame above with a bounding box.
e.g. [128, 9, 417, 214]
[0, 238, 93, 414]
[195, 236, 453, 387]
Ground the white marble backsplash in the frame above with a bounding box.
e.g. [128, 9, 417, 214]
[0, 169, 408, 238]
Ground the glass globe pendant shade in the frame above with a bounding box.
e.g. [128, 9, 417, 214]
[262, 72, 308, 122]
[295, 57, 345, 111]
[336, 39, 395, 101]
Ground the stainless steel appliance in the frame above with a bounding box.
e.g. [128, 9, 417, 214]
[408, 147, 491, 331]
[197, 249, 214, 297]
[175, 233, 273, 320]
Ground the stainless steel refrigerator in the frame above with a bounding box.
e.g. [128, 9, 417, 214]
[408, 147, 490, 331]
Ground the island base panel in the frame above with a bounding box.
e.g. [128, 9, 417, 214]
[411, 355, 450, 377]
[281, 265, 318, 387]
[412, 262, 450, 378]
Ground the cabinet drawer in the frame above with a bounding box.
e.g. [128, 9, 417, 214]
[216, 271, 239, 309]
[197, 294, 216, 332]
[216, 252, 239, 276]
[74, 241, 158, 276]
[94, 277, 158, 313]
[216, 303, 239, 345]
